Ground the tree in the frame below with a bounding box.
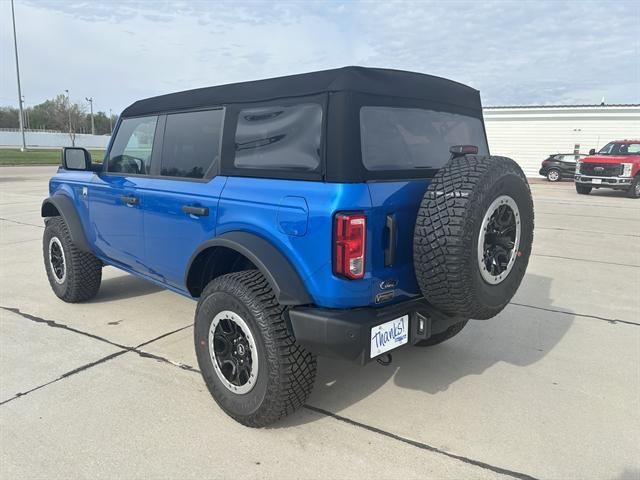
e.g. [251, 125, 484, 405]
[92, 111, 118, 135]
[0, 107, 20, 128]
[1, 95, 117, 136]
[45, 94, 86, 145]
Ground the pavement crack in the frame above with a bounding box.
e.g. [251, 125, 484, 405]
[0, 217, 44, 229]
[304, 405, 540, 480]
[0, 306, 193, 405]
[536, 226, 640, 238]
[537, 211, 639, 221]
[1, 306, 130, 349]
[135, 350, 200, 373]
[510, 302, 639, 326]
[534, 200, 640, 210]
[531, 253, 639, 268]
[0, 351, 129, 407]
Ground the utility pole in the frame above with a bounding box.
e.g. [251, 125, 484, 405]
[10, 0, 27, 151]
[65, 89, 73, 146]
[22, 96, 29, 130]
[109, 108, 113, 133]
[85, 97, 95, 135]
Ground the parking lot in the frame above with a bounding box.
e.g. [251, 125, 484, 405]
[0, 166, 638, 480]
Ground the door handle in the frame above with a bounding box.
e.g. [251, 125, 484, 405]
[121, 195, 139, 206]
[384, 214, 396, 267]
[182, 205, 209, 217]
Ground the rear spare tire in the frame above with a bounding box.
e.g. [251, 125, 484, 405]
[413, 155, 534, 320]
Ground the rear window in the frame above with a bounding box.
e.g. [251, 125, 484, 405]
[599, 142, 640, 155]
[234, 103, 322, 172]
[360, 107, 488, 171]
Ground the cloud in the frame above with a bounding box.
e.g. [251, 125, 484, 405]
[1, 0, 638, 114]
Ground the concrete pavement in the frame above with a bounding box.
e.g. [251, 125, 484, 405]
[1, 167, 638, 479]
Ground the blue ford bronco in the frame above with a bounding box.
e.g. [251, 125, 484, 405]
[42, 67, 534, 427]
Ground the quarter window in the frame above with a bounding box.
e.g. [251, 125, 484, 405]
[161, 109, 224, 179]
[107, 116, 158, 175]
[234, 103, 322, 172]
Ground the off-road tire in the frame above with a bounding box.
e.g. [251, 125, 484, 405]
[546, 168, 561, 182]
[414, 320, 469, 347]
[413, 155, 534, 320]
[194, 270, 317, 428]
[626, 175, 640, 199]
[576, 184, 592, 195]
[43, 216, 102, 302]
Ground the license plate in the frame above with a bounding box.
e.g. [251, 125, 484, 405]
[592, 179, 602, 184]
[370, 315, 409, 358]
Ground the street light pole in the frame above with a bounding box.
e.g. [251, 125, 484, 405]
[109, 108, 113, 134]
[21, 96, 30, 130]
[85, 97, 95, 135]
[10, 0, 27, 151]
[65, 89, 73, 146]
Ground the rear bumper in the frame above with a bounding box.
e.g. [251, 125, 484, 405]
[575, 174, 632, 189]
[288, 297, 465, 364]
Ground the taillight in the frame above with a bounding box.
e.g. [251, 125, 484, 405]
[542, 160, 550, 166]
[334, 212, 366, 279]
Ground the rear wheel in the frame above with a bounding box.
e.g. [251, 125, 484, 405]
[576, 184, 592, 195]
[194, 270, 316, 427]
[546, 168, 561, 182]
[413, 155, 534, 320]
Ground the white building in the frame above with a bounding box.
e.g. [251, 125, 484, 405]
[483, 104, 640, 177]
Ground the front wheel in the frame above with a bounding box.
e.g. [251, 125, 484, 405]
[627, 176, 640, 199]
[576, 184, 592, 195]
[194, 270, 317, 428]
[546, 169, 561, 182]
[43, 217, 102, 302]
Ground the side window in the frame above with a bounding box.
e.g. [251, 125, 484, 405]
[234, 103, 322, 172]
[107, 116, 158, 175]
[161, 109, 224, 179]
[627, 144, 640, 154]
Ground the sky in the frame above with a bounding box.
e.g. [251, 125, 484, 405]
[1, 0, 639, 115]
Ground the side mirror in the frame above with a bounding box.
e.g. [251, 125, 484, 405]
[62, 147, 91, 171]
[589, 148, 596, 155]
[449, 144, 479, 158]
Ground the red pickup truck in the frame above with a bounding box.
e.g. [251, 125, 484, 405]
[575, 140, 640, 198]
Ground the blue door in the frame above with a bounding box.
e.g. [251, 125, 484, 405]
[140, 108, 226, 291]
[141, 177, 226, 289]
[89, 115, 159, 273]
[90, 175, 146, 271]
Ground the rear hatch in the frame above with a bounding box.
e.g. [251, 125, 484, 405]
[367, 180, 430, 305]
[360, 105, 490, 307]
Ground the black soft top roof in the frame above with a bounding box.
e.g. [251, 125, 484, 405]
[121, 66, 481, 117]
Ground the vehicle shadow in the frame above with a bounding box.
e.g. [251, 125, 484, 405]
[280, 273, 573, 427]
[89, 273, 163, 303]
[586, 189, 634, 199]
